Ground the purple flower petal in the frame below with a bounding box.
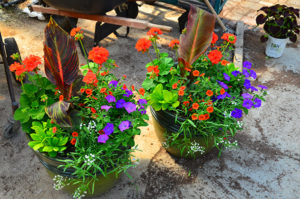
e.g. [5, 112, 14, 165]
[258, 85, 268, 90]
[231, 108, 243, 118]
[243, 61, 252, 69]
[244, 79, 251, 89]
[103, 123, 114, 135]
[116, 99, 126, 109]
[242, 69, 250, 78]
[123, 102, 136, 114]
[138, 99, 147, 105]
[217, 81, 228, 89]
[242, 93, 253, 99]
[223, 73, 230, 81]
[231, 70, 241, 77]
[250, 70, 257, 79]
[243, 99, 253, 109]
[98, 134, 109, 143]
[109, 80, 118, 88]
[105, 95, 116, 103]
[250, 86, 258, 92]
[123, 89, 133, 97]
[253, 98, 262, 108]
[119, 120, 131, 132]
[101, 105, 112, 112]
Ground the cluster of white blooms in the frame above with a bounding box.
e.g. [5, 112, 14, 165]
[189, 142, 205, 154]
[231, 101, 237, 105]
[79, 120, 97, 132]
[237, 121, 243, 128]
[216, 138, 238, 148]
[84, 154, 95, 166]
[53, 175, 65, 190]
[73, 187, 87, 199]
[223, 110, 231, 118]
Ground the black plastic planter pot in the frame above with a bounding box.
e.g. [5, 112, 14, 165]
[150, 106, 215, 158]
[43, 0, 126, 14]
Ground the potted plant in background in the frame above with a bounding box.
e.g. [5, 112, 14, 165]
[136, 6, 268, 158]
[256, 4, 299, 58]
[10, 18, 148, 198]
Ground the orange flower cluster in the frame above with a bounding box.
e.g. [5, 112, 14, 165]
[220, 60, 229, 66]
[83, 69, 98, 85]
[135, 38, 152, 53]
[147, 27, 163, 37]
[221, 33, 237, 44]
[70, 27, 83, 40]
[88, 47, 109, 65]
[22, 55, 42, 72]
[147, 65, 160, 77]
[207, 49, 222, 65]
[139, 88, 145, 96]
[178, 85, 186, 96]
[206, 90, 213, 96]
[169, 39, 180, 49]
[9, 62, 26, 76]
[192, 70, 200, 77]
[211, 32, 218, 44]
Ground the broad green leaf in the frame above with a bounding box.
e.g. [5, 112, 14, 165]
[23, 84, 38, 96]
[142, 78, 155, 90]
[30, 134, 41, 141]
[178, 6, 216, 65]
[33, 143, 44, 151]
[43, 146, 53, 152]
[31, 100, 39, 108]
[58, 137, 68, 146]
[14, 108, 30, 123]
[45, 100, 72, 127]
[28, 141, 40, 148]
[44, 17, 79, 100]
[20, 94, 30, 107]
[172, 101, 180, 108]
[163, 90, 173, 102]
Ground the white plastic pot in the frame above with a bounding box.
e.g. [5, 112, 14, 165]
[265, 35, 288, 58]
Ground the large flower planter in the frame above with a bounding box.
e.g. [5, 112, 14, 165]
[265, 35, 288, 58]
[150, 107, 215, 158]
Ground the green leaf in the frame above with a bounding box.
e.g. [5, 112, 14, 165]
[20, 94, 30, 107]
[172, 101, 180, 108]
[142, 78, 154, 90]
[43, 146, 53, 152]
[30, 134, 41, 141]
[178, 6, 216, 65]
[23, 84, 38, 96]
[28, 141, 40, 148]
[14, 108, 30, 123]
[31, 100, 39, 108]
[48, 151, 57, 158]
[58, 137, 68, 146]
[33, 143, 44, 151]
[163, 90, 173, 102]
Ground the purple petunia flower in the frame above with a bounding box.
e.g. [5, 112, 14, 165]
[258, 85, 268, 90]
[232, 70, 241, 77]
[103, 123, 114, 136]
[140, 110, 147, 114]
[231, 108, 243, 118]
[243, 61, 252, 69]
[138, 99, 147, 105]
[244, 79, 251, 89]
[242, 69, 250, 78]
[123, 102, 136, 114]
[250, 70, 257, 79]
[119, 120, 131, 132]
[105, 95, 116, 103]
[98, 134, 109, 143]
[116, 99, 126, 109]
[109, 80, 118, 88]
[217, 92, 231, 100]
[250, 86, 258, 92]
[101, 105, 112, 112]
[123, 89, 133, 97]
[243, 99, 253, 109]
[223, 73, 230, 81]
[253, 98, 262, 108]
[242, 93, 253, 99]
[217, 81, 228, 89]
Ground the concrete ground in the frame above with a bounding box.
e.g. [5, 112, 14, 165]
[0, 0, 299, 199]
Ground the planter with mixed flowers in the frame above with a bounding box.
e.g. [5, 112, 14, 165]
[136, 6, 268, 158]
[10, 19, 148, 198]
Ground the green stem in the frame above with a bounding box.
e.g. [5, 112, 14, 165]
[79, 39, 89, 65]
[147, 51, 154, 65]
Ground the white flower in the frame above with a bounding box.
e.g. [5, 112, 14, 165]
[189, 142, 205, 154]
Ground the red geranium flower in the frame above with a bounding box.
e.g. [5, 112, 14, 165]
[192, 103, 199, 110]
[100, 88, 107, 93]
[52, 127, 57, 133]
[206, 90, 213, 97]
[169, 39, 180, 49]
[207, 106, 214, 113]
[211, 32, 218, 44]
[88, 47, 109, 65]
[208, 50, 222, 65]
[135, 38, 152, 53]
[204, 114, 210, 120]
[192, 70, 200, 77]
[220, 88, 225, 95]
[23, 55, 41, 72]
[9, 62, 26, 76]
[180, 86, 186, 90]
[147, 27, 162, 37]
[90, 107, 96, 113]
[191, 113, 198, 120]
[221, 33, 237, 44]
[139, 88, 145, 96]
[85, 89, 93, 96]
[199, 114, 205, 121]
[178, 90, 184, 96]
[172, 83, 178, 89]
[72, 132, 78, 137]
[70, 138, 76, 145]
[83, 69, 98, 84]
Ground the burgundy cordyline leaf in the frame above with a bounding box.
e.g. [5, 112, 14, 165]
[256, 14, 267, 25]
[178, 6, 216, 67]
[45, 101, 72, 127]
[44, 17, 79, 100]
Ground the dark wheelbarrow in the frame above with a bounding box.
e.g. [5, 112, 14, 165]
[31, 0, 172, 47]
[0, 33, 21, 138]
